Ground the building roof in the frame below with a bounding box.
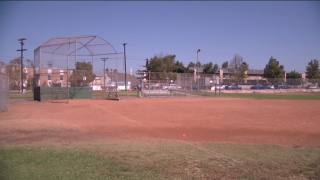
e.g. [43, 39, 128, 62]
[218, 68, 264, 75]
[95, 71, 139, 85]
[188, 66, 203, 73]
[247, 69, 264, 75]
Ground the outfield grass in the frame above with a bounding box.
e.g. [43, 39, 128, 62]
[188, 90, 320, 100]
[221, 92, 320, 100]
[93, 91, 138, 98]
[9, 90, 320, 100]
[9, 92, 33, 99]
[8, 91, 139, 100]
[1, 141, 320, 180]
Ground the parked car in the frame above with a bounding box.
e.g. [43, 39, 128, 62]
[211, 85, 225, 91]
[274, 83, 291, 89]
[225, 85, 242, 90]
[191, 86, 204, 91]
[131, 84, 138, 90]
[305, 85, 319, 89]
[250, 84, 265, 89]
[267, 85, 275, 89]
[162, 84, 182, 90]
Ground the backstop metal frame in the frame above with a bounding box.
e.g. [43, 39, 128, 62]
[34, 35, 122, 103]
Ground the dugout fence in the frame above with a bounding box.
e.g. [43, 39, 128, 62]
[0, 72, 9, 111]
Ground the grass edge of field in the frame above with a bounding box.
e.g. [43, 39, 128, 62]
[1, 140, 320, 180]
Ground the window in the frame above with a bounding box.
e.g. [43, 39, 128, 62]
[48, 74, 52, 80]
[60, 75, 63, 80]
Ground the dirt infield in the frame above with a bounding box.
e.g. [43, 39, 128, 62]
[1, 98, 320, 147]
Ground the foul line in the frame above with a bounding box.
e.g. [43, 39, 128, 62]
[96, 105, 243, 165]
[182, 141, 244, 165]
[96, 105, 143, 126]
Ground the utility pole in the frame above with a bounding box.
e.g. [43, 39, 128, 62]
[101, 58, 108, 98]
[123, 42, 127, 91]
[197, 49, 201, 91]
[17, 38, 27, 94]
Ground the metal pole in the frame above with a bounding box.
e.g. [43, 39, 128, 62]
[39, 47, 41, 101]
[101, 58, 108, 99]
[149, 71, 150, 93]
[123, 43, 127, 91]
[197, 49, 200, 91]
[67, 42, 70, 104]
[20, 40, 24, 94]
[91, 55, 93, 90]
[17, 38, 27, 97]
[219, 78, 221, 96]
[115, 53, 118, 97]
[19, 60, 21, 100]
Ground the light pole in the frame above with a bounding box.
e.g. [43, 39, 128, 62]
[123, 42, 127, 91]
[197, 49, 201, 90]
[101, 58, 108, 98]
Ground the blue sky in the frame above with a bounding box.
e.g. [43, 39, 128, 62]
[0, 1, 319, 75]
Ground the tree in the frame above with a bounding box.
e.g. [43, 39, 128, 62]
[5, 57, 29, 90]
[195, 61, 201, 68]
[286, 71, 302, 79]
[185, 62, 196, 73]
[26, 59, 34, 67]
[187, 62, 195, 67]
[202, 62, 219, 74]
[228, 54, 249, 79]
[286, 70, 303, 86]
[263, 56, 285, 84]
[222, 61, 228, 68]
[136, 59, 149, 82]
[145, 53, 174, 72]
[142, 53, 179, 80]
[213, 63, 219, 73]
[174, 61, 185, 73]
[306, 59, 320, 84]
[239, 62, 249, 78]
[69, 61, 96, 87]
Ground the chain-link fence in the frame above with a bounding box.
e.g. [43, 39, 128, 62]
[137, 72, 320, 97]
[0, 72, 9, 111]
[32, 69, 136, 101]
[4, 68, 320, 101]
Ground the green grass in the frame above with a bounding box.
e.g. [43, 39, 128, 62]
[187, 90, 320, 100]
[8, 91, 320, 100]
[189, 90, 219, 97]
[221, 92, 320, 100]
[1, 108, 8, 113]
[1, 141, 320, 180]
[9, 92, 33, 99]
[8, 91, 139, 100]
[93, 91, 138, 98]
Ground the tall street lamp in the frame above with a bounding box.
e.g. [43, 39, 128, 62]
[123, 42, 127, 91]
[197, 49, 201, 90]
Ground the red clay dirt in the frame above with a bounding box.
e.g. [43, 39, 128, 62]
[0, 98, 320, 147]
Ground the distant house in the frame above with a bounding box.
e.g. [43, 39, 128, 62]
[246, 69, 264, 79]
[213, 68, 264, 79]
[91, 71, 138, 90]
[5, 64, 35, 89]
[188, 66, 204, 73]
[0, 61, 6, 73]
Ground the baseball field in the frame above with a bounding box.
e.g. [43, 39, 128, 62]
[1, 96, 320, 179]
